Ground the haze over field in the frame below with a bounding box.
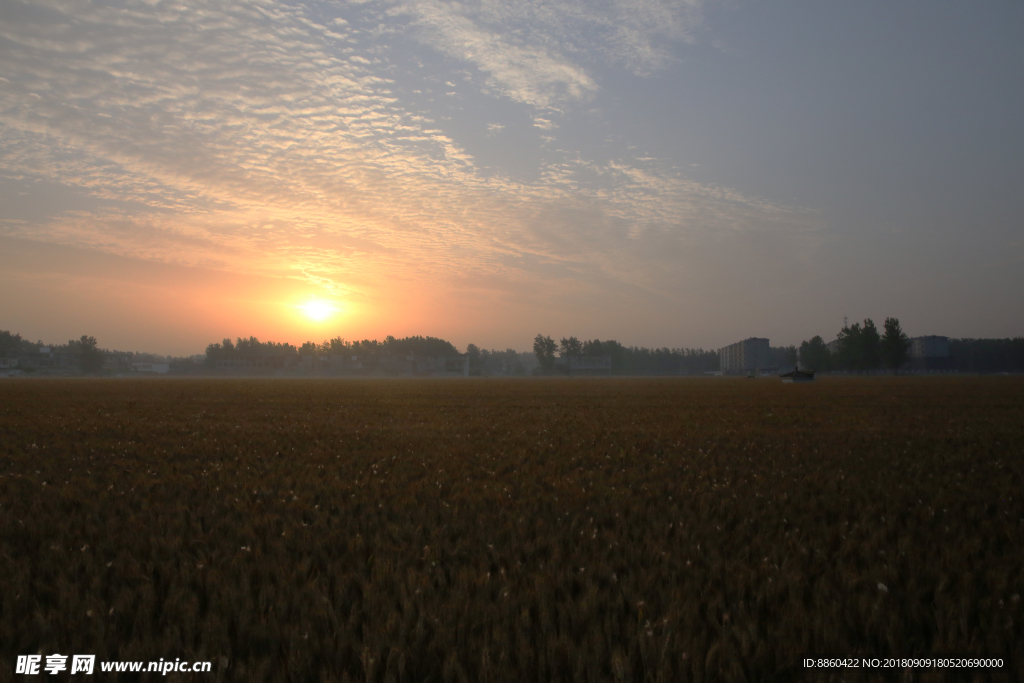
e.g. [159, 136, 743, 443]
[1, 0, 1022, 355]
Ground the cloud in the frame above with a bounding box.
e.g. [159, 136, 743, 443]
[390, 0, 596, 109]
[0, 0, 818, 326]
[389, 0, 708, 109]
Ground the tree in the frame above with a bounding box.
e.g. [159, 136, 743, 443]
[501, 349, 527, 376]
[559, 336, 582, 358]
[328, 337, 350, 354]
[0, 330, 19, 354]
[583, 339, 630, 372]
[835, 318, 882, 371]
[836, 322, 862, 371]
[558, 336, 583, 375]
[75, 335, 104, 373]
[881, 317, 911, 373]
[382, 335, 459, 357]
[204, 342, 222, 365]
[770, 345, 798, 368]
[861, 318, 882, 370]
[466, 343, 481, 373]
[798, 336, 831, 371]
[533, 334, 557, 374]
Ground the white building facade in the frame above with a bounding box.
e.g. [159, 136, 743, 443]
[718, 338, 770, 372]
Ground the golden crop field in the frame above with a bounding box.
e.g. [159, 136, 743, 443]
[1, 377, 1022, 682]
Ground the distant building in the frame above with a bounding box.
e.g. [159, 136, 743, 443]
[718, 338, 770, 373]
[413, 355, 468, 376]
[554, 355, 612, 376]
[909, 335, 951, 372]
[18, 347, 59, 371]
[570, 355, 612, 375]
[910, 336, 949, 358]
[132, 362, 169, 374]
[826, 339, 841, 355]
[104, 354, 133, 372]
[215, 354, 292, 372]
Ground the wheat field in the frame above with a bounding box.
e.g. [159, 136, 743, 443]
[1, 377, 1021, 682]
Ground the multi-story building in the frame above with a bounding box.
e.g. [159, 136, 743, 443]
[910, 336, 949, 359]
[718, 337, 770, 373]
[909, 335, 951, 371]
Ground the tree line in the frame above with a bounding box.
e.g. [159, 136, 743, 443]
[197, 328, 1024, 375]
[204, 335, 460, 363]
[204, 335, 532, 375]
[948, 338, 1024, 373]
[465, 345, 530, 376]
[5, 326, 1023, 376]
[1, 331, 106, 372]
[532, 335, 719, 375]
[798, 317, 911, 372]
[0, 330, 193, 373]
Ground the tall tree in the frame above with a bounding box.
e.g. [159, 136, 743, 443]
[328, 337, 350, 354]
[466, 343, 481, 371]
[533, 334, 557, 374]
[75, 335, 104, 373]
[836, 322, 863, 370]
[861, 318, 882, 370]
[559, 336, 583, 358]
[501, 349, 526, 376]
[798, 336, 831, 371]
[558, 336, 583, 375]
[0, 330, 23, 358]
[770, 345, 798, 368]
[881, 317, 911, 373]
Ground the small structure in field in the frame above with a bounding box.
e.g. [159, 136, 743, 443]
[779, 368, 815, 383]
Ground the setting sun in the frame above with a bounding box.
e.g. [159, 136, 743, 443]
[299, 299, 339, 322]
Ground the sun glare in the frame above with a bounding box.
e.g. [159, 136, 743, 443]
[299, 299, 339, 322]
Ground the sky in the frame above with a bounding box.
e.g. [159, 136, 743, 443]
[1, 0, 1022, 356]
